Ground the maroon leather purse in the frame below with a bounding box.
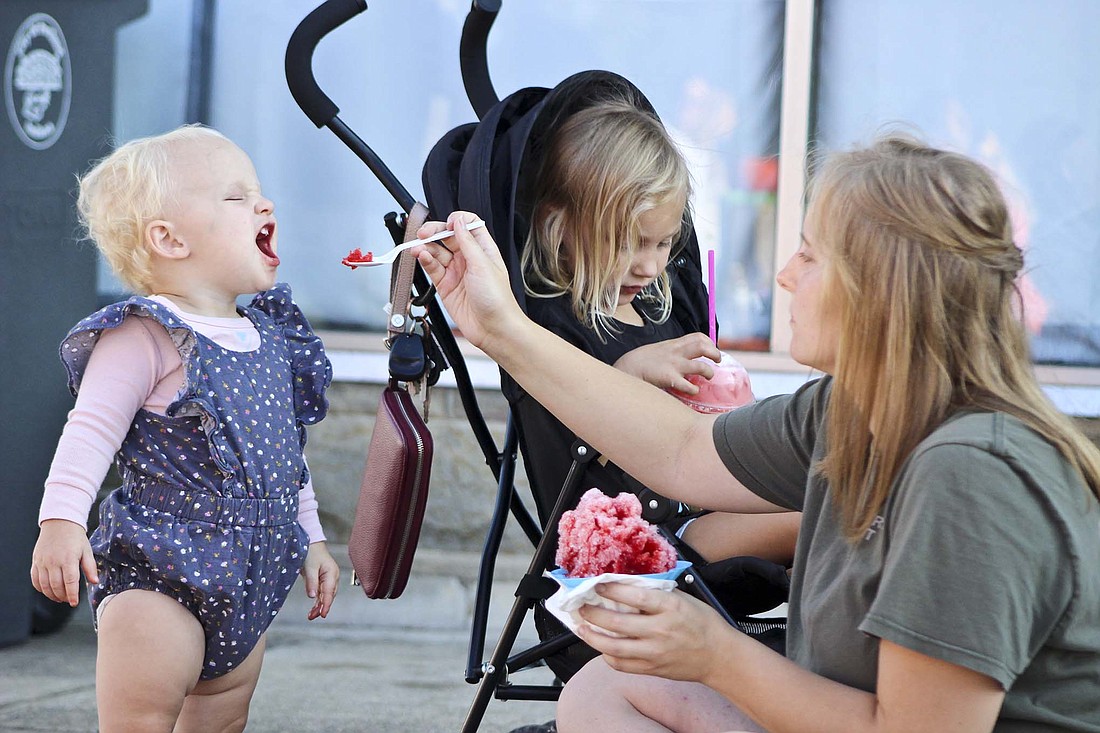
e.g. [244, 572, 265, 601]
[348, 204, 434, 599]
[348, 379, 434, 599]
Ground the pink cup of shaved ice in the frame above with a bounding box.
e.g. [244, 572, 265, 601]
[668, 352, 754, 414]
[555, 488, 678, 578]
[548, 489, 688, 633]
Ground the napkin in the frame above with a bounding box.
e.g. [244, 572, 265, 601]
[544, 560, 692, 635]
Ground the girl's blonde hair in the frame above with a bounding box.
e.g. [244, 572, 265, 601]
[813, 134, 1100, 540]
[521, 98, 691, 337]
[76, 124, 228, 294]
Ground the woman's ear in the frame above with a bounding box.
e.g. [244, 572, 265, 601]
[145, 220, 190, 261]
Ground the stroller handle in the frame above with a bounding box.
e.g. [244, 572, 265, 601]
[285, 0, 368, 128]
[286, 0, 415, 210]
[460, 0, 502, 120]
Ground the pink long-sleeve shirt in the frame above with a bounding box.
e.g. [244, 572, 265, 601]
[39, 295, 326, 542]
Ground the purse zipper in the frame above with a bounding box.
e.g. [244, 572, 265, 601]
[384, 393, 427, 597]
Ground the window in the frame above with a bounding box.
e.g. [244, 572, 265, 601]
[813, 0, 1100, 368]
[108, 0, 785, 345]
[103, 0, 1100, 411]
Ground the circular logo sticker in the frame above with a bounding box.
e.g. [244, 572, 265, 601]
[5, 13, 71, 150]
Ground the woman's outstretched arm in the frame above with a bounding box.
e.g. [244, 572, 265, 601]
[414, 212, 779, 514]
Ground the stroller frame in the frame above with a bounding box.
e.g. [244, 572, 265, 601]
[286, 3, 769, 731]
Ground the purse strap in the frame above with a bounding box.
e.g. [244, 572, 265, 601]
[388, 202, 431, 338]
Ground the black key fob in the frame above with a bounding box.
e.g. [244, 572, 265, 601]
[388, 332, 426, 382]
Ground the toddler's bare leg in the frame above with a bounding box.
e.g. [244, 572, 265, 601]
[96, 589, 205, 733]
[173, 635, 267, 733]
[557, 656, 766, 733]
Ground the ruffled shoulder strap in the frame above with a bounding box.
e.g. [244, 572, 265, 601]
[59, 297, 196, 396]
[246, 283, 332, 425]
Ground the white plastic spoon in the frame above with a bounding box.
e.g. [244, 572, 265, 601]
[342, 219, 486, 268]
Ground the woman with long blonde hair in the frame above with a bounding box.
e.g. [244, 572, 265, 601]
[413, 134, 1100, 732]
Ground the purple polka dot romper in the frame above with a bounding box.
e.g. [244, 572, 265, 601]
[59, 284, 331, 680]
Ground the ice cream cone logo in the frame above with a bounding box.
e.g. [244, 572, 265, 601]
[5, 13, 71, 150]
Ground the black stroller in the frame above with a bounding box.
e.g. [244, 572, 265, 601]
[285, 2, 788, 731]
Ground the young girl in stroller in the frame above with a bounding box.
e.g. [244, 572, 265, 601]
[513, 90, 800, 568]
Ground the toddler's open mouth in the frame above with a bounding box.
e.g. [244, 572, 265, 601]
[256, 223, 279, 265]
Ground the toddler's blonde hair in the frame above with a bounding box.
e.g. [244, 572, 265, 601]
[76, 124, 228, 294]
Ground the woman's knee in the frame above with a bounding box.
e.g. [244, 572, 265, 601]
[556, 657, 632, 731]
[557, 658, 604, 722]
[558, 657, 764, 733]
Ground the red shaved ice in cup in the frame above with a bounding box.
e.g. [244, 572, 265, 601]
[668, 352, 754, 413]
[546, 489, 690, 634]
[555, 489, 678, 578]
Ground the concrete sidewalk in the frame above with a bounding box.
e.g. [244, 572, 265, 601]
[0, 548, 559, 733]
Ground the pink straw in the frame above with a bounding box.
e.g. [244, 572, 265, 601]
[707, 249, 717, 344]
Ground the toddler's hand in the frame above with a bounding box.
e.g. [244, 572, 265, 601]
[613, 333, 722, 394]
[31, 519, 98, 607]
[301, 541, 339, 620]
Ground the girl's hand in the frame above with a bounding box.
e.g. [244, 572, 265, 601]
[412, 212, 526, 352]
[574, 582, 734, 684]
[30, 519, 98, 607]
[613, 333, 723, 394]
[301, 541, 339, 620]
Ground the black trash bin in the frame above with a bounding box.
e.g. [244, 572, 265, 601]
[0, 0, 147, 648]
